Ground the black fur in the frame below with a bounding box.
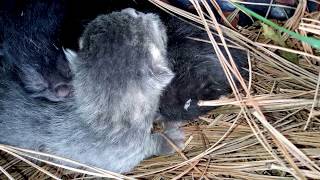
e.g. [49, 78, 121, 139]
[160, 18, 248, 120]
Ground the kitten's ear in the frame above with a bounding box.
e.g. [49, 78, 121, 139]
[63, 48, 77, 68]
[149, 43, 174, 86]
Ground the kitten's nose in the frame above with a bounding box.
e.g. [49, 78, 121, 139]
[54, 83, 72, 98]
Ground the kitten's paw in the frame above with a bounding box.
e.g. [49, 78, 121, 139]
[158, 122, 185, 155]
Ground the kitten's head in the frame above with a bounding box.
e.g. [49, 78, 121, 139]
[65, 8, 173, 91]
[64, 8, 174, 125]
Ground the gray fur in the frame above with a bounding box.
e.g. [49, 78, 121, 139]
[0, 9, 184, 173]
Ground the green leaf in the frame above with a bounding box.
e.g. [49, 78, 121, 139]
[261, 23, 299, 64]
[279, 50, 299, 64]
[261, 23, 286, 47]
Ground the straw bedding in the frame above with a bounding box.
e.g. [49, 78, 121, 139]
[1, 0, 320, 179]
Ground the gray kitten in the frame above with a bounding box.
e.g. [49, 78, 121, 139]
[0, 9, 184, 173]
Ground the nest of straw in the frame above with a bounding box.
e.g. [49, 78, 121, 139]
[1, 0, 320, 179]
